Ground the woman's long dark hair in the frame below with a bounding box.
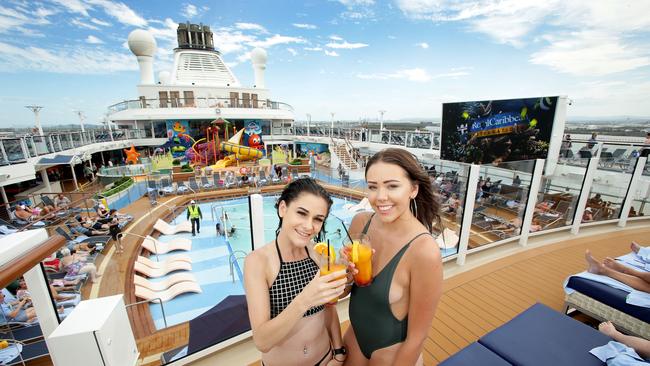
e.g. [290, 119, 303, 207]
[365, 148, 441, 233]
[275, 177, 333, 242]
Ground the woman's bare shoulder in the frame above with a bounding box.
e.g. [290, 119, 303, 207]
[407, 232, 440, 263]
[350, 211, 374, 232]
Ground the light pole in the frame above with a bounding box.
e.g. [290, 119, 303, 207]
[73, 110, 86, 132]
[25, 105, 44, 136]
[330, 112, 335, 136]
[306, 113, 311, 136]
[379, 110, 386, 131]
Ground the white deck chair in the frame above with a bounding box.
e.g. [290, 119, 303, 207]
[137, 255, 192, 269]
[153, 219, 192, 235]
[142, 235, 191, 254]
[133, 260, 191, 278]
[134, 282, 202, 302]
[133, 273, 197, 292]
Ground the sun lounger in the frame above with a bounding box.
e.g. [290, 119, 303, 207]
[133, 261, 191, 277]
[141, 235, 191, 254]
[212, 172, 223, 189]
[565, 276, 650, 339]
[258, 170, 268, 186]
[55, 227, 110, 246]
[153, 219, 192, 235]
[200, 176, 213, 189]
[136, 255, 192, 268]
[441, 303, 611, 366]
[0, 323, 43, 343]
[134, 281, 202, 302]
[188, 177, 201, 192]
[176, 181, 190, 194]
[133, 273, 198, 291]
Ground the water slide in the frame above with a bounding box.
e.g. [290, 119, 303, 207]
[208, 129, 263, 169]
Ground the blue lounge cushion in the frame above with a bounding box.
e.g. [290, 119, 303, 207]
[479, 303, 610, 366]
[439, 342, 512, 366]
[567, 276, 650, 323]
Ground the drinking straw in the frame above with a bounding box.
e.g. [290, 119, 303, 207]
[340, 222, 353, 243]
[327, 239, 331, 271]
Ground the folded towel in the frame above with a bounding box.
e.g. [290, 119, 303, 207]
[564, 271, 650, 308]
[617, 253, 650, 272]
[590, 341, 648, 365]
[637, 247, 650, 263]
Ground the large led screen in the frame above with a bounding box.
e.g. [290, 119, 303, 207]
[441, 96, 559, 164]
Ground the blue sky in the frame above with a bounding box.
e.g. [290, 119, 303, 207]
[1, 0, 649, 128]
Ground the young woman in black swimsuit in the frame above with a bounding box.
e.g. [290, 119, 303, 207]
[244, 178, 348, 366]
[342, 148, 443, 365]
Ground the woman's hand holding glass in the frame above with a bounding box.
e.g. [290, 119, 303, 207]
[297, 270, 347, 310]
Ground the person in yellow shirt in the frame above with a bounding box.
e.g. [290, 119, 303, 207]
[186, 200, 203, 236]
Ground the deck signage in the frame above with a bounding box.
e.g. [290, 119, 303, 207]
[441, 96, 559, 164]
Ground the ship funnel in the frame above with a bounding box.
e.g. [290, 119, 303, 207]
[127, 29, 157, 85]
[250, 48, 267, 88]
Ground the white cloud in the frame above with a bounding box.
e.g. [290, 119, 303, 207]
[329, 35, 343, 41]
[51, 0, 91, 17]
[212, 29, 255, 54]
[0, 4, 54, 34]
[396, 0, 650, 75]
[287, 48, 298, 56]
[90, 17, 110, 26]
[85, 35, 103, 44]
[86, 0, 147, 27]
[304, 47, 323, 51]
[250, 34, 305, 48]
[181, 4, 198, 18]
[415, 42, 429, 49]
[293, 23, 317, 29]
[71, 18, 99, 30]
[338, 0, 375, 5]
[0, 41, 137, 74]
[530, 31, 650, 76]
[356, 67, 469, 82]
[235, 22, 267, 33]
[324, 50, 339, 57]
[326, 41, 368, 49]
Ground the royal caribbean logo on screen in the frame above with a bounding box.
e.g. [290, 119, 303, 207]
[442, 96, 558, 164]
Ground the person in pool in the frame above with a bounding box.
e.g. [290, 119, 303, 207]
[341, 148, 443, 366]
[244, 177, 348, 366]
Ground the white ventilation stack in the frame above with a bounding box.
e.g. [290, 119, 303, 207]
[128, 29, 157, 85]
[250, 48, 267, 88]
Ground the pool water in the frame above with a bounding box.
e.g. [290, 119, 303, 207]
[148, 195, 360, 329]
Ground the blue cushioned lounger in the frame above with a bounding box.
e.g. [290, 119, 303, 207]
[567, 276, 650, 323]
[439, 342, 512, 366]
[479, 303, 610, 366]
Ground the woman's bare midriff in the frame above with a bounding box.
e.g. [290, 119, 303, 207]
[262, 311, 332, 366]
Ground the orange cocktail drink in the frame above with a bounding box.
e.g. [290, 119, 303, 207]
[351, 241, 373, 286]
[320, 262, 347, 305]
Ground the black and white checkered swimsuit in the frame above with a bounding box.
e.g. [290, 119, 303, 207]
[269, 239, 324, 319]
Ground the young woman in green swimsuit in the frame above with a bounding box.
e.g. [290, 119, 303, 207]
[244, 178, 348, 366]
[342, 148, 443, 365]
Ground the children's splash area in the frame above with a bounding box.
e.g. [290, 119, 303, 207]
[148, 195, 362, 329]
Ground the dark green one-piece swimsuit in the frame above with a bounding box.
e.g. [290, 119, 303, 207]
[349, 213, 431, 359]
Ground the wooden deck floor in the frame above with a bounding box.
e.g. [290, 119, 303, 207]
[245, 224, 650, 366]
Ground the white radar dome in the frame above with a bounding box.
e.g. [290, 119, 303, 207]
[250, 48, 267, 64]
[128, 29, 157, 57]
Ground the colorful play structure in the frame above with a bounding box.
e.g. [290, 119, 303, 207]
[155, 119, 267, 171]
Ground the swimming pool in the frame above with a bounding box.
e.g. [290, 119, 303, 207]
[148, 195, 361, 329]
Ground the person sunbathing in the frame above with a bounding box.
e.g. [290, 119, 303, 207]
[60, 248, 102, 283]
[14, 204, 50, 222]
[585, 245, 650, 293]
[70, 223, 108, 236]
[599, 321, 650, 359]
[75, 215, 114, 231]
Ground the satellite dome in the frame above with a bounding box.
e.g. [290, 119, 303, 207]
[128, 29, 157, 57]
[250, 48, 267, 64]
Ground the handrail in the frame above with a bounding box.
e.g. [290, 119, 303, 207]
[229, 251, 248, 283]
[125, 298, 168, 328]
